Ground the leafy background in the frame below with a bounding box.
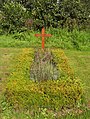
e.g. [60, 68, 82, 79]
[0, 0, 90, 33]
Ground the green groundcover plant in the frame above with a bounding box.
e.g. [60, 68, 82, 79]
[3, 48, 84, 113]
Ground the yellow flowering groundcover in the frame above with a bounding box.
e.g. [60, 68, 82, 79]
[5, 48, 83, 111]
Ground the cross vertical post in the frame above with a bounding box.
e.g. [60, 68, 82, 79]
[35, 27, 52, 49]
[42, 27, 45, 49]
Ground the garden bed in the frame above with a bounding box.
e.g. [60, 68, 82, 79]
[4, 48, 83, 113]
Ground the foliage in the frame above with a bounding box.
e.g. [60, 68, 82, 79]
[59, 0, 90, 30]
[0, 0, 29, 33]
[0, 28, 90, 51]
[52, 49, 74, 77]
[47, 28, 90, 50]
[0, 48, 90, 119]
[0, 0, 89, 33]
[81, 0, 90, 12]
[30, 0, 89, 30]
[4, 48, 84, 112]
[32, 1, 58, 29]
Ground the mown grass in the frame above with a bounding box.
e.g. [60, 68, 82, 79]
[0, 108, 90, 119]
[0, 48, 22, 98]
[65, 50, 90, 101]
[0, 48, 22, 79]
[0, 48, 90, 119]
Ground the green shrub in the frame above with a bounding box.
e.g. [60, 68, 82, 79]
[1, 1, 29, 33]
[0, 0, 89, 32]
[31, 0, 89, 30]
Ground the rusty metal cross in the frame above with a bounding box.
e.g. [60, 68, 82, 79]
[35, 27, 52, 49]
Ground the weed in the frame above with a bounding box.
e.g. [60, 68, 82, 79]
[0, 28, 90, 50]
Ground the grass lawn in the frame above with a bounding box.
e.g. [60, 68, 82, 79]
[65, 50, 90, 102]
[0, 48, 90, 119]
[0, 48, 22, 98]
